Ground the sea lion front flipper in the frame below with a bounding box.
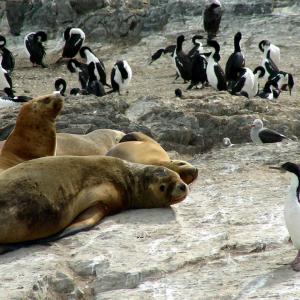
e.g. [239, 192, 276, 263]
[44, 203, 107, 241]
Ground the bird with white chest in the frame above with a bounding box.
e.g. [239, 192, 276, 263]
[271, 162, 300, 271]
[110, 60, 132, 95]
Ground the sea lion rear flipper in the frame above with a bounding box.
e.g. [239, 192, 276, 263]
[44, 203, 107, 241]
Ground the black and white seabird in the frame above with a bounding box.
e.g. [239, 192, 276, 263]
[225, 32, 245, 88]
[24, 31, 47, 68]
[268, 71, 294, 95]
[187, 35, 205, 58]
[258, 80, 281, 100]
[206, 40, 227, 91]
[250, 119, 286, 143]
[222, 137, 233, 147]
[0, 35, 14, 73]
[175, 88, 183, 99]
[67, 59, 89, 90]
[187, 53, 208, 90]
[259, 40, 280, 67]
[0, 94, 31, 108]
[110, 60, 132, 95]
[62, 27, 85, 59]
[173, 35, 192, 83]
[231, 66, 265, 99]
[261, 48, 279, 80]
[87, 63, 105, 97]
[149, 45, 176, 65]
[0, 56, 13, 97]
[80, 46, 110, 87]
[54, 78, 67, 96]
[203, 0, 223, 40]
[272, 162, 300, 271]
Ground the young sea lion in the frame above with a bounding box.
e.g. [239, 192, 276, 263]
[0, 156, 188, 246]
[0, 92, 63, 171]
[106, 132, 198, 184]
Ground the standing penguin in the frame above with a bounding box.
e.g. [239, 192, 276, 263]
[87, 63, 105, 97]
[24, 31, 47, 68]
[67, 59, 89, 90]
[62, 27, 85, 59]
[231, 66, 265, 99]
[259, 40, 280, 67]
[187, 53, 208, 90]
[225, 32, 245, 88]
[203, 0, 223, 40]
[173, 35, 192, 83]
[79, 46, 110, 87]
[206, 40, 227, 91]
[110, 60, 132, 95]
[0, 35, 14, 73]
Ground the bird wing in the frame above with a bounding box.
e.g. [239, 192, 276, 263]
[150, 49, 165, 64]
[214, 64, 227, 90]
[259, 128, 286, 143]
[225, 53, 245, 81]
[231, 76, 246, 94]
[62, 34, 84, 58]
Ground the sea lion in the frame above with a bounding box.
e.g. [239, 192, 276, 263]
[55, 129, 125, 156]
[0, 155, 188, 245]
[0, 93, 63, 171]
[106, 132, 198, 184]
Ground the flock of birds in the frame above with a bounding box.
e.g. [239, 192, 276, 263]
[0, 27, 133, 108]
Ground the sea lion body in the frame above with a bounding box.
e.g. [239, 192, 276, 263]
[55, 129, 125, 156]
[0, 156, 187, 244]
[0, 93, 63, 171]
[107, 132, 198, 184]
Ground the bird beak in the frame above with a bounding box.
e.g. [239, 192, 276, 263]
[250, 124, 255, 128]
[269, 166, 286, 173]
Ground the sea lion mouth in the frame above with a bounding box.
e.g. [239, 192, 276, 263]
[169, 194, 187, 205]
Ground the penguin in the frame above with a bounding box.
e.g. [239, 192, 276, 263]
[272, 162, 300, 272]
[259, 40, 280, 66]
[225, 32, 245, 88]
[203, 0, 223, 40]
[0, 56, 13, 97]
[261, 48, 279, 80]
[187, 53, 208, 90]
[250, 119, 287, 143]
[206, 40, 227, 91]
[0, 35, 14, 73]
[67, 59, 89, 90]
[173, 35, 192, 83]
[54, 78, 67, 96]
[231, 66, 265, 99]
[87, 63, 105, 97]
[24, 31, 47, 68]
[110, 60, 132, 95]
[62, 27, 85, 59]
[187, 35, 204, 58]
[79, 46, 110, 87]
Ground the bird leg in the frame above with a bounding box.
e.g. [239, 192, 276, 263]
[291, 250, 300, 271]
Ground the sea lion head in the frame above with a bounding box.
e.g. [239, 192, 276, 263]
[132, 166, 188, 209]
[165, 160, 198, 185]
[19, 92, 64, 122]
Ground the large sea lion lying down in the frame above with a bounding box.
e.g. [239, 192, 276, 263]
[55, 129, 125, 156]
[0, 93, 63, 171]
[106, 132, 198, 184]
[0, 156, 188, 247]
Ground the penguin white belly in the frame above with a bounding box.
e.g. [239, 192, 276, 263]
[285, 182, 300, 249]
[113, 68, 128, 91]
[206, 60, 218, 90]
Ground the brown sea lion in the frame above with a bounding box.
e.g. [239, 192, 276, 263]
[0, 155, 188, 246]
[55, 129, 125, 156]
[0, 93, 63, 171]
[106, 132, 198, 184]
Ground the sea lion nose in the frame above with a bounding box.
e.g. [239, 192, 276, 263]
[179, 183, 186, 192]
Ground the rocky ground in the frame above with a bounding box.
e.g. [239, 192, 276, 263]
[1, 1, 300, 299]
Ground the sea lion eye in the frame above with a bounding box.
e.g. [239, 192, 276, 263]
[177, 162, 186, 166]
[160, 185, 166, 192]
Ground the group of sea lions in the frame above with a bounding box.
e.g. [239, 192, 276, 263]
[0, 93, 198, 253]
